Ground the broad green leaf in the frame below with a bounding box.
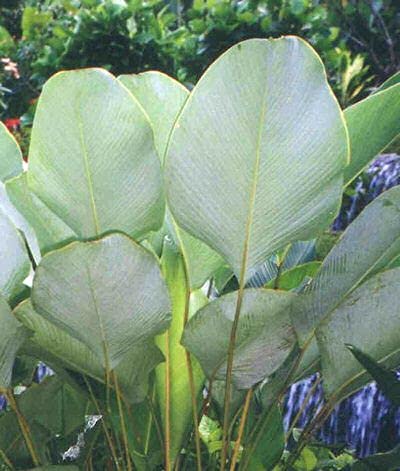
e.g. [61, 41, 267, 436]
[0, 121, 23, 182]
[6, 173, 76, 255]
[28, 68, 164, 240]
[182, 288, 297, 389]
[352, 444, 400, 471]
[282, 240, 316, 270]
[165, 37, 348, 281]
[31, 233, 171, 369]
[119, 71, 223, 289]
[266, 261, 321, 291]
[292, 186, 400, 344]
[15, 300, 163, 403]
[118, 71, 188, 162]
[344, 83, 400, 185]
[0, 209, 31, 300]
[346, 345, 400, 406]
[316, 268, 400, 397]
[0, 295, 30, 387]
[155, 240, 206, 463]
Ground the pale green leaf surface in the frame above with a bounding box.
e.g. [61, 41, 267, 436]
[0, 295, 30, 387]
[182, 288, 296, 389]
[165, 37, 348, 281]
[6, 173, 76, 255]
[0, 208, 31, 300]
[31, 233, 171, 369]
[344, 83, 400, 185]
[317, 268, 400, 397]
[15, 300, 163, 403]
[374, 71, 400, 94]
[28, 68, 164, 240]
[292, 186, 400, 344]
[0, 121, 23, 182]
[120, 71, 223, 289]
[118, 71, 188, 162]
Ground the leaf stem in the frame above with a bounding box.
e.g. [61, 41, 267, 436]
[230, 388, 253, 471]
[164, 330, 172, 471]
[3, 388, 41, 467]
[83, 376, 121, 471]
[112, 371, 132, 471]
[0, 448, 14, 470]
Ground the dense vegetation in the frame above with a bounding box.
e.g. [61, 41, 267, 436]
[0, 35, 399, 470]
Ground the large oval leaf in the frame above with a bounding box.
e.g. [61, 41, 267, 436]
[182, 288, 296, 389]
[293, 185, 400, 344]
[316, 268, 400, 399]
[28, 68, 164, 240]
[31, 233, 171, 369]
[0, 295, 30, 387]
[0, 121, 23, 182]
[165, 37, 349, 281]
[15, 300, 163, 403]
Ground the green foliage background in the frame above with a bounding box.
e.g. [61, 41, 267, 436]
[0, 0, 399, 123]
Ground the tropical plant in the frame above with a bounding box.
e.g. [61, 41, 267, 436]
[0, 36, 399, 470]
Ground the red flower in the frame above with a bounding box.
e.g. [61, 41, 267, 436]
[4, 118, 21, 132]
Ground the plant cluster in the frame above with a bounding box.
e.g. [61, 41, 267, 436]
[0, 36, 399, 470]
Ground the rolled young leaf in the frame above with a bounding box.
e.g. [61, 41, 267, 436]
[182, 288, 296, 389]
[0, 121, 23, 182]
[0, 295, 30, 388]
[165, 37, 349, 282]
[28, 68, 165, 240]
[344, 83, 400, 185]
[31, 233, 171, 369]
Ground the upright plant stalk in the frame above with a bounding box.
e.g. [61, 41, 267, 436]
[220, 262, 247, 469]
[112, 371, 132, 471]
[229, 388, 253, 471]
[164, 330, 172, 471]
[3, 389, 41, 467]
[83, 376, 121, 471]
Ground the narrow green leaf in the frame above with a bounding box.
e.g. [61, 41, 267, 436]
[293, 186, 400, 344]
[31, 233, 171, 369]
[166, 37, 348, 281]
[0, 295, 30, 388]
[344, 83, 400, 185]
[316, 268, 400, 398]
[346, 344, 400, 406]
[182, 288, 297, 389]
[0, 121, 23, 182]
[28, 68, 164, 240]
[374, 71, 400, 94]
